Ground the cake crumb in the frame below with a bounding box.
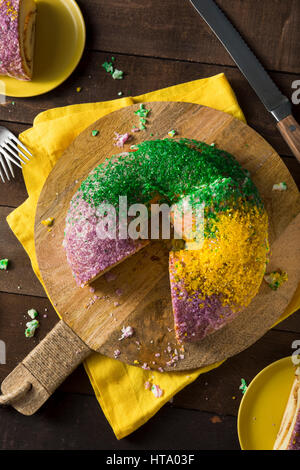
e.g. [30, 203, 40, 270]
[264, 270, 288, 290]
[210, 415, 222, 424]
[272, 182, 287, 191]
[151, 384, 163, 398]
[114, 349, 121, 358]
[25, 319, 39, 338]
[114, 132, 131, 148]
[41, 217, 54, 227]
[27, 309, 38, 319]
[168, 129, 177, 138]
[119, 325, 134, 340]
[144, 381, 151, 390]
[239, 378, 248, 395]
[0, 258, 9, 270]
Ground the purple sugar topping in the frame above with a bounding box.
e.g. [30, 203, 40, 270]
[63, 195, 145, 286]
[288, 409, 300, 450]
[169, 273, 235, 343]
[0, 0, 31, 80]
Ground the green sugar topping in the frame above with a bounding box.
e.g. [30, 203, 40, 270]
[78, 139, 262, 222]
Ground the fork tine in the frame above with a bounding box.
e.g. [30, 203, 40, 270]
[0, 154, 10, 181]
[4, 154, 15, 178]
[5, 139, 30, 161]
[0, 148, 23, 168]
[11, 135, 33, 157]
[0, 164, 5, 183]
[2, 142, 26, 164]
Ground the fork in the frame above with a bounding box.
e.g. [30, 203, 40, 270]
[0, 126, 33, 183]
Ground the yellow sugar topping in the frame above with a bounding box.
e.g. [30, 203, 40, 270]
[1, 1, 17, 20]
[171, 205, 269, 310]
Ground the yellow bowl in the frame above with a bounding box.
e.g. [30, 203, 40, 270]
[0, 0, 86, 97]
[238, 356, 296, 450]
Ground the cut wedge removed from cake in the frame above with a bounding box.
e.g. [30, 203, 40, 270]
[0, 0, 37, 80]
[63, 192, 149, 287]
[273, 373, 300, 450]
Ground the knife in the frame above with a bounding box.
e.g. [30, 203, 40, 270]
[190, 0, 300, 162]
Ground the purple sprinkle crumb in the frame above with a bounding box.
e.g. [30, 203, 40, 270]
[151, 384, 164, 398]
[114, 349, 121, 358]
[114, 132, 131, 148]
[119, 325, 134, 340]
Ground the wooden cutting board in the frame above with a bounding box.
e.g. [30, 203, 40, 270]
[34, 101, 300, 372]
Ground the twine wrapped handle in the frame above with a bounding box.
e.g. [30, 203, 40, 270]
[0, 320, 91, 415]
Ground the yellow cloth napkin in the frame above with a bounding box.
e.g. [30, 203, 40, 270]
[6, 73, 300, 439]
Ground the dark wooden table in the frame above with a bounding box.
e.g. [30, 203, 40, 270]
[0, 0, 299, 450]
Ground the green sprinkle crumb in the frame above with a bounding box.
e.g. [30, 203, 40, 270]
[25, 319, 39, 338]
[92, 130, 99, 137]
[168, 130, 176, 138]
[102, 61, 114, 74]
[135, 105, 150, 118]
[272, 182, 287, 191]
[0, 259, 8, 270]
[264, 270, 288, 290]
[239, 378, 248, 394]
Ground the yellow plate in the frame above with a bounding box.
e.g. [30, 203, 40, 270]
[238, 356, 296, 450]
[1, 0, 86, 97]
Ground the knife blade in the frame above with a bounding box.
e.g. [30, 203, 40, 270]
[190, 0, 300, 162]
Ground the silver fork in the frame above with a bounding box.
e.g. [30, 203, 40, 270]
[0, 126, 33, 183]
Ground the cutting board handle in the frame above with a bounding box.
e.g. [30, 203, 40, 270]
[277, 115, 300, 163]
[0, 320, 91, 415]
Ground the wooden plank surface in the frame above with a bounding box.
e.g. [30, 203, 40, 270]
[0, 393, 239, 450]
[0, 0, 299, 450]
[0, 52, 299, 157]
[78, 0, 300, 74]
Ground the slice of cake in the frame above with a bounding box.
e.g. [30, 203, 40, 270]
[0, 0, 37, 80]
[273, 373, 300, 450]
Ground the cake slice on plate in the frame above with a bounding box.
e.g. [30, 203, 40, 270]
[0, 0, 37, 80]
[273, 373, 300, 450]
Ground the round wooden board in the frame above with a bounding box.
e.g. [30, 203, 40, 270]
[35, 102, 300, 371]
